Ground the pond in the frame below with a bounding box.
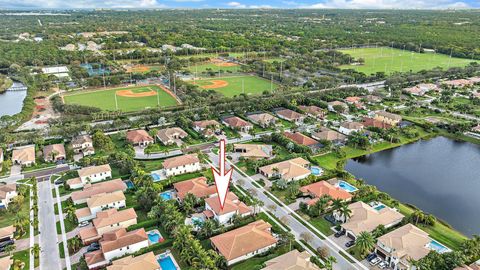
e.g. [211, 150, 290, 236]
[0, 81, 27, 116]
[346, 136, 480, 236]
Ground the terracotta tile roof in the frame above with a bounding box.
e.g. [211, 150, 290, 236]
[345, 96, 362, 103]
[342, 201, 404, 235]
[0, 256, 13, 270]
[0, 184, 16, 200]
[87, 190, 125, 208]
[79, 227, 100, 242]
[193, 120, 220, 129]
[78, 164, 111, 178]
[43, 144, 66, 160]
[210, 220, 277, 261]
[100, 228, 148, 253]
[156, 127, 188, 143]
[223, 116, 252, 128]
[12, 145, 35, 163]
[328, 100, 347, 107]
[126, 130, 153, 144]
[312, 127, 346, 142]
[377, 224, 431, 262]
[67, 177, 82, 187]
[107, 252, 160, 270]
[71, 135, 92, 145]
[300, 181, 352, 201]
[340, 122, 364, 130]
[93, 208, 137, 229]
[0, 225, 16, 239]
[162, 154, 199, 169]
[298, 105, 325, 117]
[375, 111, 402, 121]
[205, 192, 251, 215]
[275, 109, 304, 121]
[247, 113, 277, 125]
[283, 132, 319, 146]
[85, 250, 106, 266]
[259, 157, 310, 180]
[71, 179, 127, 202]
[454, 262, 480, 270]
[362, 118, 392, 129]
[75, 207, 92, 219]
[233, 144, 272, 159]
[173, 177, 216, 200]
[263, 249, 321, 270]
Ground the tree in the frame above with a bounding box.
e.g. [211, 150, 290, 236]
[64, 204, 77, 223]
[355, 231, 375, 257]
[317, 246, 330, 259]
[199, 219, 217, 238]
[30, 244, 41, 258]
[68, 236, 82, 253]
[324, 256, 337, 270]
[183, 193, 198, 214]
[300, 232, 313, 244]
[4, 244, 15, 256]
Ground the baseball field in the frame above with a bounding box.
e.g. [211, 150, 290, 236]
[125, 64, 164, 73]
[187, 61, 241, 73]
[63, 85, 179, 112]
[191, 75, 278, 97]
[339, 47, 475, 75]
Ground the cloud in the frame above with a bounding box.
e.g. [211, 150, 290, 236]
[249, 4, 272, 8]
[0, 0, 167, 9]
[303, 0, 471, 9]
[227, 1, 246, 8]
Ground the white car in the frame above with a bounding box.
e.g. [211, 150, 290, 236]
[79, 221, 90, 227]
[369, 257, 381, 266]
[379, 261, 388, 269]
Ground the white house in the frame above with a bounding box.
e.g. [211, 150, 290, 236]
[338, 122, 364, 135]
[76, 191, 126, 222]
[0, 184, 18, 209]
[162, 154, 201, 177]
[68, 164, 112, 189]
[204, 192, 251, 225]
[71, 135, 95, 156]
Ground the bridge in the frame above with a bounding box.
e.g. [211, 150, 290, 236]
[6, 85, 27, 92]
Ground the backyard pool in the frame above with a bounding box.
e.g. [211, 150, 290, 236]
[152, 173, 162, 182]
[123, 180, 134, 189]
[428, 239, 451, 253]
[158, 254, 177, 270]
[192, 216, 205, 225]
[311, 166, 323, 176]
[159, 191, 174, 200]
[337, 180, 358, 193]
[147, 230, 163, 244]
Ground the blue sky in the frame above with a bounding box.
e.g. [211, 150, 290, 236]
[1, 0, 479, 9]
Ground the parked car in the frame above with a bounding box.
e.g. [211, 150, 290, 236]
[79, 221, 90, 227]
[370, 257, 381, 266]
[87, 243, 100, 252]
[345, 240, 355, 248]
[54, 179, 64, 185]
[0, 240, 14, 252]
[379, 261, 388, 269]
[366, 253, 377, 261]
[334, 230, 345, 238]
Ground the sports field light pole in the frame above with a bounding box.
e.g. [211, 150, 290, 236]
[156, 87, 160, 106]
[242, 79, 245, 94]
[114, 92, 118, 110]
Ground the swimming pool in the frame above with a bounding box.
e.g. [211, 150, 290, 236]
[337, 181, 358, 193]
[428, 240, 451, 253]
[152, 173, 162, 182]
[160, 191, 173, 200]
[158, 255, 177, 270]
[311, 166, 323, 176]
[192, 216, 205, 225]
[123, 180, 134, 189]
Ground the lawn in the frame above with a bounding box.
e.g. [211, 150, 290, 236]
[263, 57, 286, 63]
[63, 85, 179, 112]
[187, 62, 241, 73]
[191, 75, 278, 97]
[339, 47, 475, 75]
[177, 52, 245, 59]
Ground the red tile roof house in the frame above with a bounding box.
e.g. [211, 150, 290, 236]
[210, 220, 278, 266]
[173, 176, 216, 202]
[71, 179, 127, 205]
[362, 117, 392, 129]
[221, 116, 253, 133]
[43, 144, 66, 162]
[311, 127, 347, 145]
[162, 154, 201, 177]
[84, 228, 149, 269]
[299, 180, 352, 207]
[156, 127, 188, 146]
[275, 108, 305, 123]
[327, 101, 349, 113]
[258, 157, 311, 182]
[204, 192, 252, 225]
[298, 105, 326, 120]
[247, 113, 278, 128]
[125, 130, 154, 148]
[283, 131, 322, 151]
[192, 120, 221, 137]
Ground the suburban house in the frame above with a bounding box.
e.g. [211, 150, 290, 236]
[79, 208, 138, 244]
[222, 116, 253, 132]
[0, 256, 13, 270]
[67, 164, 112, 189]
[163, 154, 201, 177]
[106, 252, 160, 270]
[442, 79, 473, 88]
[85, 228, 149, 269]
[471, 124, 480, 133]
[404, 83, 439, 96]
[192, 120, 221, 137]
[334, 201, 404, 240]
[375, 224, 435, 270]
[204, 192, 252, 225]
[283, 131, 322, 151]
[454, 261, 480, 270]
[299, 180, 352, 207]
[258, 157, 311, 182]
[0, 184, 17, 209]
[327, 101, 349, 113]
[156, 127, 188, 146]
[312, 127, 347, 145]
[344, 97, 366, 109]
[298, 105, 326, 119]
[361, 95, 382, 104]
[43, 144, 66, 162]
[233, 143, 273, 160]
[210, 220, 278, 266]
[126, 130, 154, 147]
[275, 108, 305, 123]
[247, 113, 277, 128]
[374, 111, 403, 126]
[12, 145, 36, 166]
[75, 190, 126, 222]
[71, 135, 95, 156]
[173, 176, 216, 201]
[262, 249, 321, 270]
[339, 122, 364, 135]
[71, 179, 127, 205]
[0, 226, 16, 243]
[362, 117, 392, 129]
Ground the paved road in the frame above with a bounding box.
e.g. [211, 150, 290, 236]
[24, 165, 70, 182]
[38, 180, 62, 270]
[207, 152, 367, 270]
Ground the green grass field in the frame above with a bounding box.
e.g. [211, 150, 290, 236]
[192, 75, 278, 97]
[263, 57, 286, 63]
[339, 47, 475, 75]
[177, 52, 246, 59]
[186, 62, 241, 73]
[63, 85, 178, 112]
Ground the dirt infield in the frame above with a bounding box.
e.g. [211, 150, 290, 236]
[198, 80, 229, 89]
[211, 58, 239, 67]
[116, 88, 157, 97]
[125, 65, 150, 73]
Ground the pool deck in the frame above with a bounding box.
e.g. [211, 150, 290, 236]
[156, 251, 181, 270]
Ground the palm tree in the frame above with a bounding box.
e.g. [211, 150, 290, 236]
[331, 198, 344, 212]
[64, 204, 77, 223]
[68, 237, 82, 253]
[14, 213, 29, 237]
[324, 256, 337, 270]
[199, 219, 216, 238]
[337, 205, 352, 223]
[30, 244, 41, 258]
[356, 231, 375, 257]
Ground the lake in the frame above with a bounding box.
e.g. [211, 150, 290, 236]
[0, 81, 27, 116]
[346, 136, 480, 237]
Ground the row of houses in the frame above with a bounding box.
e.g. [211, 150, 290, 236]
[404, 77, 480, 96]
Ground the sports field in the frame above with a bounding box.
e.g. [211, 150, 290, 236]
[125, 64, 163, 73]
[191, 75, 278, 97]
[177, 52, 245, 59]
[339, 47, 475, 75]
[187, 61, 241, 73]
[63, 85, 179, 112]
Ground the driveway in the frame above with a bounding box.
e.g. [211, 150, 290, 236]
[10, 165, 22, 176]
[328, 233, 354, 250]
[38, 180, 62, 270]
[287, 197, 310, 211]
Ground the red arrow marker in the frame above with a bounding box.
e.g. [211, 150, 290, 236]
[212, 139, 233, 210]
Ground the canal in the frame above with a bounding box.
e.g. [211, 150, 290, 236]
[346, 136, 480, 236]
[0, 81, 27, 116]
